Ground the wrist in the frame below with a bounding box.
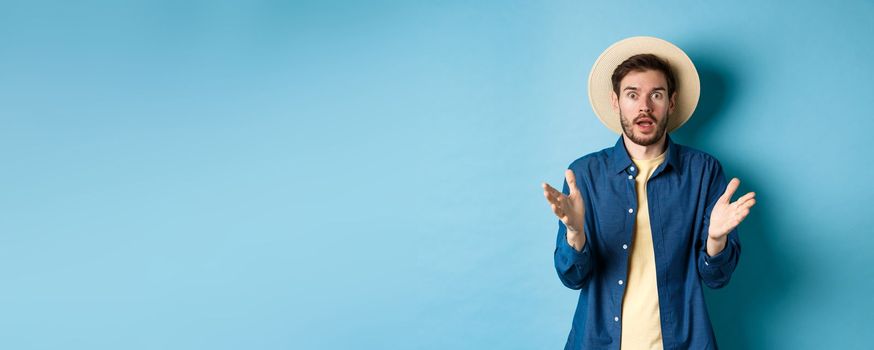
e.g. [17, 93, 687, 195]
[566, 228, 585, 251]
[567, 225, 581, 234]
[706, 235, 727, 257]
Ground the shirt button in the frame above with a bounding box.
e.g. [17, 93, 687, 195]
[618, 280, 624, 285]
[614, 316, 620, 322]
[630, 166, 635, 172]
[628, 175, 633, 180]
[622, 244, 628, 250]
[628, 208, 634, 214]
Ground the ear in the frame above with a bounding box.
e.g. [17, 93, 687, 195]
[611, 91, 619, 114]
[668, 91, 677, 115]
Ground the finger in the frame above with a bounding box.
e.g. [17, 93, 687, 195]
[735, 208, 751, 222]
[731, 204, 751, 219]
[544, 191, 559, 207]
[543, 185, 560, 203]
[551, 203, 565, 218]
[556, 194, 573, 211]
[732, 197, 756, 212]
[565, 169, 579, 195]
[719, 178, 740, 203]
[731, 194, 755, 211]
[547, 188, 565, 206]
[543, 182, 564, 199]
[543, 187, 563, 207]
[733, 191, 756, 206]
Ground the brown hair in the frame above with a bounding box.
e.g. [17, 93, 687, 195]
[611, 54, 677, 97]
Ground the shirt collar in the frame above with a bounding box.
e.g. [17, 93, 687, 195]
[610, 133, 681, 175]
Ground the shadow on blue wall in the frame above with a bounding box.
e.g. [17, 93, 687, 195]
[673, 51, 799, 350]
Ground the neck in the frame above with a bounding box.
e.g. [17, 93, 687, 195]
[623, 133, 668, 160]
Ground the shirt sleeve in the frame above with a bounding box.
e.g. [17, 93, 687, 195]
[697, 159, 742, 289]
[553, 169, 595, 290]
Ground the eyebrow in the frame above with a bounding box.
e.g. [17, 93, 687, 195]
[623, 86, 667, 92]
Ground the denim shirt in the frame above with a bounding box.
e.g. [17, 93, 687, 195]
[554, 134, 740, 350]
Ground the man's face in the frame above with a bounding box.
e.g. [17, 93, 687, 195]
[611, 69, 676, 146]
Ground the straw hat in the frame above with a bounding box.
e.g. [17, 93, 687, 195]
[587, 36, 700, 134]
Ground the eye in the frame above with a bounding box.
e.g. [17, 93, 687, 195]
[627, 92, 637, 99]
[652, 92, 662, 99]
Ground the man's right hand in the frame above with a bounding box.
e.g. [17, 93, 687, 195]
[542, 169, 586, 251]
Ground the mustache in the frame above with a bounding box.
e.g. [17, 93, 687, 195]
[634, 113, 656, 123]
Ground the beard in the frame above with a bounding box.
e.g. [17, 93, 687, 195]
[619, 110, 669, 146]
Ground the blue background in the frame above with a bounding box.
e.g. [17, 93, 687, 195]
[2, 0, 872, 349]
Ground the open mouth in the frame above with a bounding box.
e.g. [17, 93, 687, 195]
[635, 118, 655, 127]
[637, 119, 655, 126]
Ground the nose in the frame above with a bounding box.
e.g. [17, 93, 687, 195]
[639, 97, 653, 113]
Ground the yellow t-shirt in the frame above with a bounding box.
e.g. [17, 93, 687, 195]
[621, 151, 666, 350]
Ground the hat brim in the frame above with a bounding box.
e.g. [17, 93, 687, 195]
[587, 36, 700, 134]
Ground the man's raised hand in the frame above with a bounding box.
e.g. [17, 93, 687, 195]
[542, 169, 585, 236]
[708, 178, 756, 241]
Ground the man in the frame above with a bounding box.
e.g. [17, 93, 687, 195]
[541, 37, 756, 349]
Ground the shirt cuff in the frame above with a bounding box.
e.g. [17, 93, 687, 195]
[703, 240, 733, 267]
[557, 233, 590, 265]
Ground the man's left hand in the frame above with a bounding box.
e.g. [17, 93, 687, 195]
[708, 178, 756, 243]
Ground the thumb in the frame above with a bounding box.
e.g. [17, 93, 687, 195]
[565, 169, 579, 195]
[719, 178, 740, 203]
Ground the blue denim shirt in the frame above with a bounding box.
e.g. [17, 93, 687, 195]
[554, 134, 740, 350]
